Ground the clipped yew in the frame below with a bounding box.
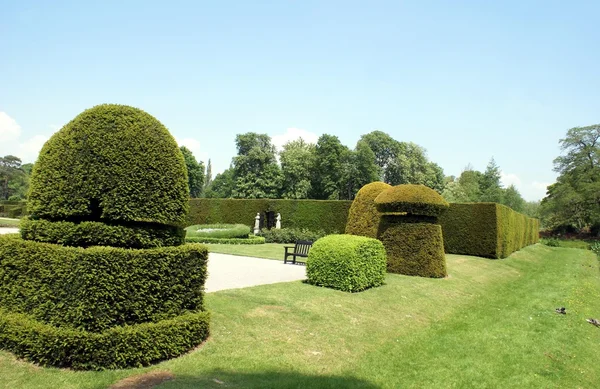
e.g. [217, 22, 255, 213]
[345, 181, 392, 238]
[375, 184, 449, 278]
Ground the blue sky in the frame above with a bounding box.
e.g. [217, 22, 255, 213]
[1, 1, 599, 201]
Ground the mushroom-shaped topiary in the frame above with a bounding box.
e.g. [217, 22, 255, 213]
[345, 182, 392, 238]
[375, 184, 448, 278]
[0, 104, 210, 370]
[374, 184, 449, 217]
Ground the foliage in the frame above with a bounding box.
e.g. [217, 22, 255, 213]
[439, 203, 539, 259]
[180, 146, 205, 198]
[27, 104, 189, 225]
[0, 200, 27, 218]
[310, 134, 351, 200]
[345, 182, 392, 238]
[231, 133, 282, 199]
[306, 234, 386, 292]
[279, 139, 315, 199]
[186, 235, 265, 244]
[502, 184, 525, 213]
[378, 219, 447, 278]
[0, 155, 28, 200]
[187, 198, 352, 234]
[185, 223, 251, 239]
[19, 218, 185, 248]
[204, 159, 212, 190]
[341, 140, 380, 200]
[258, 227, 326, 243]
[375, 184, 449, 217]
[0, 235, 208, 332]
[479, 158, 504, 203]
[591, 241, 600, 256]
[541, 238, 560, 247]
[205, 168, 235, 198]
[0, 308, 210, 370]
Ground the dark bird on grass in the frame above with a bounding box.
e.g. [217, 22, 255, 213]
[555, 307, 566, 314]
[586, 318, 600, 327]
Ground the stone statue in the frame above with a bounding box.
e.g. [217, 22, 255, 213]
[276, 213, 281, 229]
[254, 213, 261, 235]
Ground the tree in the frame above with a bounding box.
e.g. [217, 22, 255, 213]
[0, 155, 25, 200]
[204, 159, 212, 191]
[360, 131, 400, 181]
[541, 124, 600, 232]
[457, 168, 483, 202]
[310, 134, 349, 200]
[279, 139, 315, 199]
[231, 133, 282, 198]
[343, 140, 380, 199]
[180, 146, 205, 198]
[502, 184, 525, 212]
[204, 168, 235, 198]
[479, 157, 503, 203]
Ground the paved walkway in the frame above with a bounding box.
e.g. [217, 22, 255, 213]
[0, 228, 307, 292]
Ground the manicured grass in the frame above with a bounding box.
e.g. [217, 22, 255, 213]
[0, 218, 19, 227]
[1, 244, 599, 388]
[205, 243, 287, 260]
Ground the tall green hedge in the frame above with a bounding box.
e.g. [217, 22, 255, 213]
[187, 199, 352, 233]
[345, 182, 391, 238]
[439, 203, 539, 259]
[0, 235, 207, 333]
[27, 104, 189, 225]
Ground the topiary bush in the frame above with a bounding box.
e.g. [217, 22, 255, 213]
[185, 223, 251, 239]
[258, 227, 327, 243]
[345, 182, 392, 238]
[375, 184, 448, 278]
[306, 234, 386, 292]
[0, 104, 209, 370]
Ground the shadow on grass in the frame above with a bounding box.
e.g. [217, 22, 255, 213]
[156, 369, 380, 389]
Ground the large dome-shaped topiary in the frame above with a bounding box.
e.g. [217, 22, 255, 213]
[28, 104, 189, 225]
[375, 184, 449, 217]
[345, 182, 392, 238]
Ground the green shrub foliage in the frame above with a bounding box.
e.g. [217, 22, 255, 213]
[27, 104, 189, 225]
[306, 234, 386, 292]
[187, 199, 352, 233]
[185, 235, 266, 244]
[439, 203, 539, 259]
[258, 227, 326, 243]
[185, 223, 251, 239]
[20, 218, 184, 248]
[345, 182, 392, 238]
[378, 218, 447, 277]
[375, 184, 449, 217]
[0, 308, 210, 370]
[0, 235, 207, 332]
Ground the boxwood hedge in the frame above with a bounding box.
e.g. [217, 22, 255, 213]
[306, 234, 386, 292]
[345, 182, 392, 238]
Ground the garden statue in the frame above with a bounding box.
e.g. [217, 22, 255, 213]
[276, 213, 281, 229]
[254, 212, 261, 235]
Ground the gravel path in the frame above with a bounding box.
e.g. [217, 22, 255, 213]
[0, 228, 306, 292]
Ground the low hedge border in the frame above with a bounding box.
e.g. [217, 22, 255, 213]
[185, 235, 265, 245]
[0, 308, 210, 370]
[20, 218, 185, 248]
[185, 223, 251, 239]
[0, 235, 208, 332]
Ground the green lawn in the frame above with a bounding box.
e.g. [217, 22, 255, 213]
[206, 243, 287, 260]
[0, 218, 19, 228]
[1, 244, 599, 388]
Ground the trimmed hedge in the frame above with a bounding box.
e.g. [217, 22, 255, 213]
[306, 234, 386, 292]
[439, 203, 540, 259]
[186, 235, 265, 244]
[375, 184, 449, 217]
[0, 201, 26, 218]
[258, 227, 326, 244]
[0, 235, 208, 333]
[0, 308, 210, 370]
[20, 218, 185, 248]
[27, 104, 189, 225]
[185, 224, 251, 239]
[345, 182, 392, 238]
[378, 218, 447, 278]
[187, 199, 352, 233]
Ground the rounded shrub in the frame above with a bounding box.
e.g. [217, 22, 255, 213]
[375, 184, 449, 217]
[27, 104, 189, 225]
[345, 182, 392, 238]
[185, 223, 251, 239]
[306, 234, 386, 292]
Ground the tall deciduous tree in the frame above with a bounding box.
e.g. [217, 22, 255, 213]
[0, 155, 25, 200]
[310, 134, 350, 200]
[279, 139, 315, 199]
[502, 184, 525, 213]
[231, 133, 282, 198]
[180, 146, 205, 198]
[204, 167, 234, 198]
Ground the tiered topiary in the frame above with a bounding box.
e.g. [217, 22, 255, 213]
[375, 184, 449, 278]
[0, 104, 210, 370]
[306, 234, 386, 292]
[345, 182, 392, 238]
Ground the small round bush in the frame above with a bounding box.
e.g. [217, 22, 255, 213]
[185, 224, 251, 239]
[375, 184, 449, 217]
[345, 182, 392, 238]
[27, 104, 189, 226]
[306, 234, 386, 292]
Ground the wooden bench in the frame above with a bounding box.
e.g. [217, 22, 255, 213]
[283, 240, 313, 264]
